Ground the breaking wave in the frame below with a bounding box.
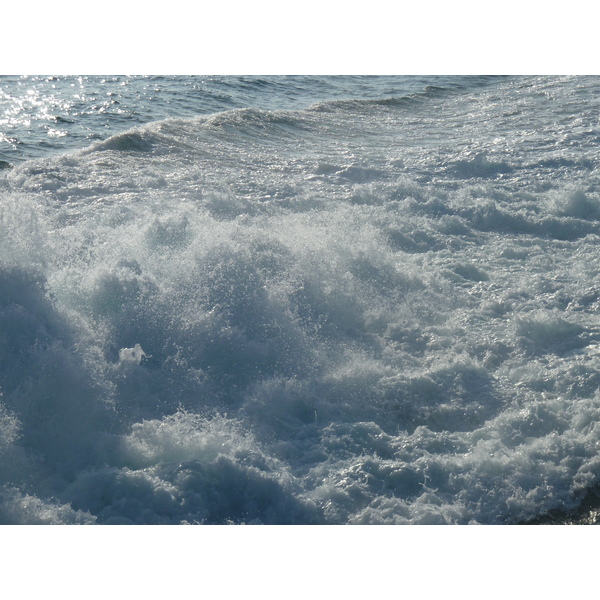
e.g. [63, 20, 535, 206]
[2, 75, 600, 524]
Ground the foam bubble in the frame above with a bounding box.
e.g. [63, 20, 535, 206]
[119, 344, 146, 365]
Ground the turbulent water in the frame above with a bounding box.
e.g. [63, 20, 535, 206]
[2, 75, 600, 524]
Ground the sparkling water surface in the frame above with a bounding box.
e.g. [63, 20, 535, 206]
[0, 75, 495, 164]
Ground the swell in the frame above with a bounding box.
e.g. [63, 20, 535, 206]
[307, 76, 506, 114]
[74, 78, 508, 158]
[307, 89, 447, 114]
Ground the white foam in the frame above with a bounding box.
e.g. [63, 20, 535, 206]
[3, 76, 600, 523]
[119, 344, 146, 365]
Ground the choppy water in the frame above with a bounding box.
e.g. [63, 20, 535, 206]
[2, 75, 600, 524]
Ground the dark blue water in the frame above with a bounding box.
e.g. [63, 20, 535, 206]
[0, 75, 498, 164]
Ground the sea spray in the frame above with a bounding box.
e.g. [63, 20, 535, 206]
[2, 75, 600, 523]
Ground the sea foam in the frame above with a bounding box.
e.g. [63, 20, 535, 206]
[2, 76, 600, 523]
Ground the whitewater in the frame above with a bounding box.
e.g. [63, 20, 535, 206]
[2, 75, 600, 524]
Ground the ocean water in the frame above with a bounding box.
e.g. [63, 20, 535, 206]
[1, 74, 600, 524]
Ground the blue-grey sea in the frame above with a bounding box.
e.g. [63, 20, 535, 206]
[2, 75, 600, 524]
